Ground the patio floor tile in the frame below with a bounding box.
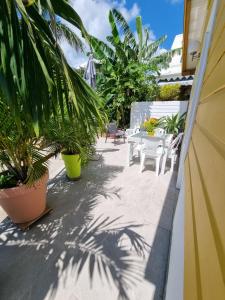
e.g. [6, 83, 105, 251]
[0, 138, 179, 300]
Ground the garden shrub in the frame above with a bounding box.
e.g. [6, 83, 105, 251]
[159, 84, 181, 100]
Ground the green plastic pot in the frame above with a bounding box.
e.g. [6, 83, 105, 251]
[61, 152, 81, 180]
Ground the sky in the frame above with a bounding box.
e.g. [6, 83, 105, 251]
[124, 0, 184, 48]
[61, 0, 184, 68]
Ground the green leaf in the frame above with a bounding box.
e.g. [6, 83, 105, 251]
[136, 16, 143, 59]
[109, 10, 120, 45]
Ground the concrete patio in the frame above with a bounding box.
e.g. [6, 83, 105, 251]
[0, 138, 179, 300]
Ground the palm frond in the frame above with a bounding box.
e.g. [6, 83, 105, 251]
[25, 149, 49, 185]
[64, 216, 148, 300]
[56, 23, 84, 52]
[144, 35, 167, 61]
[49, 0, 89, 39]
[0, 0, 103, 133]
[111, 9, 136, 48]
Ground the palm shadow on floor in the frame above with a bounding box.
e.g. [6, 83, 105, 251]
[0, 157, 149, 300]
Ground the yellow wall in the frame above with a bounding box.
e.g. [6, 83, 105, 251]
[184, 1, 225, 299]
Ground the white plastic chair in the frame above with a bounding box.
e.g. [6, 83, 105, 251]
[140, 137, 165, 176]
[126, 128, 142, 163]
[125, 127, 140, 137]
[105, 122, 125, 143]
[154, 128, 165, 137]
[164, 134, 174, 147]
[161, 133, 184, 174]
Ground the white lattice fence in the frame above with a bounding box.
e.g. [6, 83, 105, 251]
[130, 101, 189, 128]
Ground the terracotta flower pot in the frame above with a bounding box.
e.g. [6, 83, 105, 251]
[0, 172, 49, 224]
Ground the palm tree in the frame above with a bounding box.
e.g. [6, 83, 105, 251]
[0, 0, 102, 134]
[0, 0, 104, 184]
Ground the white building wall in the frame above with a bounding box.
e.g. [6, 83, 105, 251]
[160, 34, 183, 76]
[164, 186, 184, 300]
[130, 101, 189, 128]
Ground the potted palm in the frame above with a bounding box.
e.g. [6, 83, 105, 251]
[0, 1, 103, 224]
[47, 116, 97, 180]
[0, 102, 54, 223]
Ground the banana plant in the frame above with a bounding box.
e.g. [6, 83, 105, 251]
[90, 9, 169, 126]
[92, 9, 171, 67]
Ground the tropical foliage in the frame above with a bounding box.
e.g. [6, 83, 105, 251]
[0, 3, 150, 298]
[90, 9, 172, 126]
[0, 101, 53, 187]
[46, 115, 97, 165]
[159, 84, 181, 101]
[0, 0, 103, 186]
[0, 0, 103, 133]
[158, 113, 186, 135]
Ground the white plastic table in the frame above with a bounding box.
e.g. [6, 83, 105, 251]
[127, 132, 167, 167]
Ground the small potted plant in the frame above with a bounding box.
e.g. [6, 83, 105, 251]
[158, 113, 186, 136]
[47, 116, 97, 180]
[142, 117, 159, 136]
